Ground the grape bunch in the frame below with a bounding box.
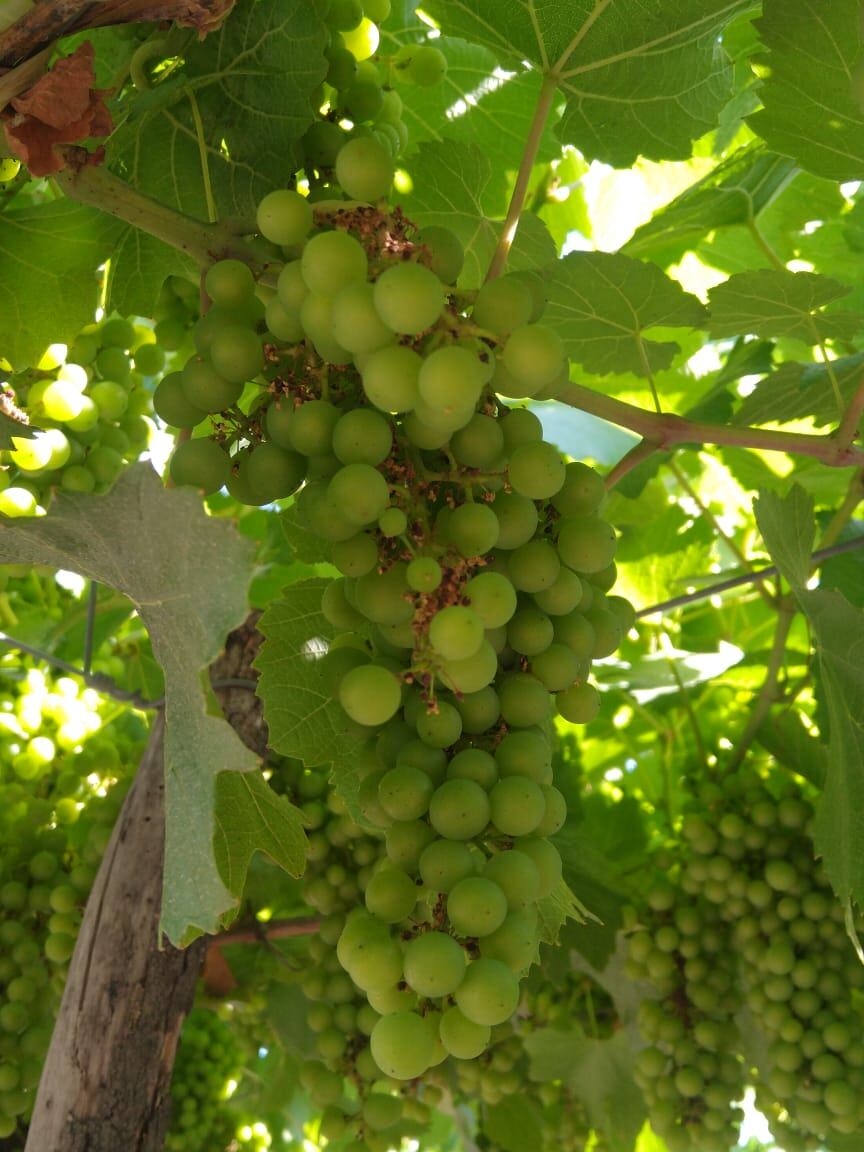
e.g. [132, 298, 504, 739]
[165, 1007, 244, 1152]
[0, 314, 162, 517]
[0, 662, 138, 1142]
[683, 770, 864, 1149]
[626, 875, 745, 1152]
[163, 168, 631, 1083]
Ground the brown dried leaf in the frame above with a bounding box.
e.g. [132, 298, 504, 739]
[2, 42, 113, 176]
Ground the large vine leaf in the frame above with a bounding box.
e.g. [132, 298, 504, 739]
[0, 200, 123, 368]
[624, 147, 796, 263]
[402, 140, 556, 286]
[748, 0, 864, 182]
[0, 465, 258, 943]
[105, 0, 327, 314]
[423, 0, 752, 166]
[213, 770, 307, 904]
[755, 486, 864, 911]
[542, 251, 708, 376]
[482, 1096, 545, 1152]
[255, 579, 371, 814]
[733, 354, 864, 428]
[707, 270, 864, 343]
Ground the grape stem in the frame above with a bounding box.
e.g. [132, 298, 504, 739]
[53, 149, 279, 276]
[553, 380, 864, 467]
[484, 73, 559, 283]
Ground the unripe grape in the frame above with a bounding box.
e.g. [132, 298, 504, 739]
[428, 778, 490, 840]
[454, 958, 520, 1025]
[370, 1011, 434, 1080]
[419, 839, 477, 892]
[429, 605, 484, 661]
[403, 931, 466, 997]
[373, 262, 444, 335]
[439, 1006, 490, 1059]
[557, 515, 617, 574]
[516, 838, 562, 898]
[501, 324, 565, 394]
[204, 258, 256, 308]
[169, 439, 230, 494]
[336, 137, 394, 202]
[447, 748, 497, 789]
[483, 850, 540, 909]
[339, 664, 402, 725]
[447, 877, 508, 937]
[463, 571, 517, 628]
[489, 777, 546, 836]
[364, 868, 418, 922]
[417, 225, 463, 284]
[378, 765, 434, 820]
[472, 277, 533, 336]
[328, 462, 390, 525]
[302, 229, 368, 296]
[362, 345, 422, 412]
[154, 372, 206, 428]
[332, 282, 395, 355]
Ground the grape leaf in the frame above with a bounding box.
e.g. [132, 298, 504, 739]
[482, 1096, 545, 1152]
[402, 140, 556, 286]
[105, 0, 327, 315]
[733, 354, 864, 428]
[213, 770, 307, 907]
[537, 876, 597, 946]
[624, 147, 796, 263]
[524, 1029, 646, 1151]
[542, 251, 708, 376]
[748, 0, 864, 182]
[0, 200, 123, 369]
[0, 464, 258, 943]
[755, 486, 864, 910]
[708, 269, 863, 343]
[255, 579, 370, 800]
[423, 0, 752, 166]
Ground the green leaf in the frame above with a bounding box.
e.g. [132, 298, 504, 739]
[0, 201, 123, 368]
[402, 140, 556, 286]
[733, 354, 864, 428]
[106, 0, 327, 311]
[748, 0, 864, 182]
[213, 770, 307, 905]
[423, 0, 751, 166]
[0, 465, 258, 943]
[255, 580, 370, 790]
[524, 1029, 646, 1151]
[708, 270, 863, 343]
[624, 147, 796, 263]
[537, 876, 597, 946]
[754, 484, 815, 587]
[482, 1096, 545, 1152]
[755, 487, 864, 910]
[543, 252, 708, 377]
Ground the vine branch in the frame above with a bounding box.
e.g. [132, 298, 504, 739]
[554, 380, 864, 467]
[485, 73, 558, 282]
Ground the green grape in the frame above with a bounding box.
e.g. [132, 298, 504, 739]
[440, 638, 498, 694]
[516, 838, 562, 898]
[302, 229, 369, 296]
[447, 877, 508, 937]
[40, 376, 86, 422]
[264, 397, 296, 448]
[530, 642, 583, 691]
[439, 1006, 490, 1059]
[370, 1011, 434, 1080]
[454, 958, 520, 1025]
[472, 277, 533, 336]
[429, 605, 484, 661]
[335, 137, 394, 202]
[0, 157, 21, 182]
[501, 324, 565, 395]
[488, 775, 546, 835]
[507, 608, 554, 656]
[500, 406, 543, 448]
[533, 567, 583, 615]
[328, 462, 390, 525]
[415, 700, 462, 748]
[447, 748, 497, 789]
[553, 684, 598, 733]
[132, 342, 166, 376]
[276, 259, 310, 316]
[363, 1093, 403, 1131]
[331, 532, 379, 576]
[557, 515, 617, 574]
[492, 491, 539, 549]
[373, 262, 444, 335]
[507, 539, 561, 593]
[536, 786, 566, 836]
[446, 503, 499, 557]
[385, 819, 435, 870]
[95, 346, 131, 382]
[88, 380, 129, 420]
[331, 282, 394, 354]
[403, 931, 466, 996]
[378, 765, 434, 820]
[450, 413, 504, 468]
[332, 408, 392, 465]
[552, 461, 605, 517]
[348, 935, 404, 993]
[327, 44, 357, 88]
[289, 399, 341, 456]
[403, 44, 447, 86]
[463, 571, 518, 628]
[479, 909, 539, 971]
[361, 345, 422, 412]
[364, 0, 391, 20]
[233, 443, 306, 504]
[483, 850, 540, 909]
[339, 664, 402, 725]
[208, 325, 262, 384]
[378, 506, 407, 536]
[417, 225, 463, 284]
[257, 188, 313, 246]
[508, 440, 565, 499]
[266, 294, 305, 342]
[496, 674, 551, 729]
[85, 445, 124, 486]
[204, 258, 256, 308]
[341, 80, 384, 122]
[417, 345, 486, 413]
[354, 562, 413, 624]
[180, 356, 242, 413]
[169, 439, 230, 494]
[428, 778, 490, 840]
[364, 868, 417, 922]
[418, 839, 476, 892]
